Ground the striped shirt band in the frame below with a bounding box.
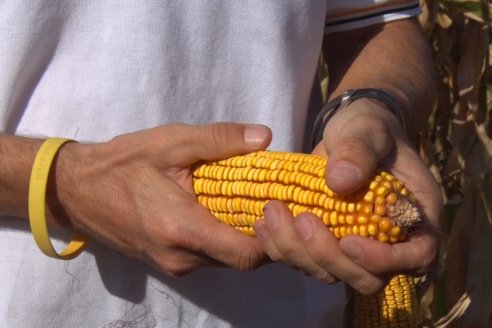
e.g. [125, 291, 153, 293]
[325, 2, 421, 33]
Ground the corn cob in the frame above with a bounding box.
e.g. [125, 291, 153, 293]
[192, 150, 421, 327]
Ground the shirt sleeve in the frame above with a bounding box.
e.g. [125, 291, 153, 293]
[325, 1, 421, 33]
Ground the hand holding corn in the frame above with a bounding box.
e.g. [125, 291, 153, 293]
[49, 123, 273, 275]
[326, 98, 441, 284]
[193, 101, 441, 326]
[250, 99, 441, 296]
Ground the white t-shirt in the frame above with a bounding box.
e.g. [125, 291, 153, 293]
[0, 1, 419, 327]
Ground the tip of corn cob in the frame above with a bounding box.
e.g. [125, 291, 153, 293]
[387, 196, 421, 230]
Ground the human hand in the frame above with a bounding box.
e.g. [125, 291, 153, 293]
[51, 123, 272, 276]
[254, 98, 442, 294]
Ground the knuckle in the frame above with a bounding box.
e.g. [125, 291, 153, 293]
[160, 124, 191, 146]
[156, 255, 195, 277]
[351, 276, 384, 296]
[409, 238, 439, 275]
[205, 123, 231, 148]
[154, 257, 178, 276]
[164, 263, 191, 277]
[158, 222, 186, 247]
[344, 114, 390, 136]
[311, 268, 337, 284]
[310, 251, 336, 270]
[279, 245, 301, 262]
[268, 252, 284, 263]
[340, 138, 374, 158]
[360, 116, 388, 134]
[236, 247, 265, 271]
[416, 253, 437, 275]
[333, 138, 378, 164]
[170, 267, 193, 277]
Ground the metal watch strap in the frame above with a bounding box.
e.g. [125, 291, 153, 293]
[310, 88, 406, 150]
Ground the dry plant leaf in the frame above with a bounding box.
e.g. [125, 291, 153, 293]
[417, 1, 492, 326]
[434, 292, 472, 327]
[436, 12, 454, 29]
[444, 123, 492, 327]
[460, 183, 492, 327]
[445, 169, 474, 313]
[456, 21, 486, 99]
[443, 0, 492, 23]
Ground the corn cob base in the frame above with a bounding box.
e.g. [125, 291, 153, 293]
[192, 151, 421, 327]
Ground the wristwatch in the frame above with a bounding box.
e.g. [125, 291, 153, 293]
[310, 88, 406, 150]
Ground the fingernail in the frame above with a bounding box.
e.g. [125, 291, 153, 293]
[294, 216, 313, 241]
[330, 161, 359, 182]
[254, 219, 270, 241]
[263, 204, 280, 230]
[244, 125, 269, 148]
[341, 239, 363, 263]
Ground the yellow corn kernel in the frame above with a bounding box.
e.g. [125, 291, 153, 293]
[346, 213, 356, 225]
[374, 204, 387, 216]
[378, 217, 394, 233]
[367, 223, 379, 236]
[386, 192, 398, 205]
[377, 231, 390, 243]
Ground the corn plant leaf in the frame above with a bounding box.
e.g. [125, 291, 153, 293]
[442, 0, 492, 23]
[459, 124, 492, 326]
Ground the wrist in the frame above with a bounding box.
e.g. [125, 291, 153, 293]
[46, 141, 91, 228]
[45, 143, 73, 227]
[28, 138, 86, 259]
[311, 88, 407, 149]
[0, 134, 82, 226]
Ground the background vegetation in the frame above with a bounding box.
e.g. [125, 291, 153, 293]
[418, 0, 490, 326]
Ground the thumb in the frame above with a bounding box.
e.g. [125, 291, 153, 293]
[169, 122, 272, 165]
[323, 120, 394, 194]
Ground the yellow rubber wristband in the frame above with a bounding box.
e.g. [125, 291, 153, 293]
[28, 137, 86, 260]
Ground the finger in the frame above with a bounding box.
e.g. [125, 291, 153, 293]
[153, 248, 223, 277]
[257, 201, 338, 284]
[253, 218, 284, 262]
[390, 140, 443, 229]
[323, 115, 394, 194]
[295, 212, 386, 294]
[339, 233, 439, 276]
[255, 201, 305, 263]
[166, 123, 272, 165]
[173, 199, 269, 271]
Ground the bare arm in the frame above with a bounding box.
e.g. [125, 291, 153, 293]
[0, 135, 43, 219]
[324, 18, 436, 138]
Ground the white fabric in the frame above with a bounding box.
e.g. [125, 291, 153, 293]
[0, 1, 419, 327]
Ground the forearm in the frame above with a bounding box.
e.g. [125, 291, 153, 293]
[0, 134, 69, 225]
[323, 18, 436, 138]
